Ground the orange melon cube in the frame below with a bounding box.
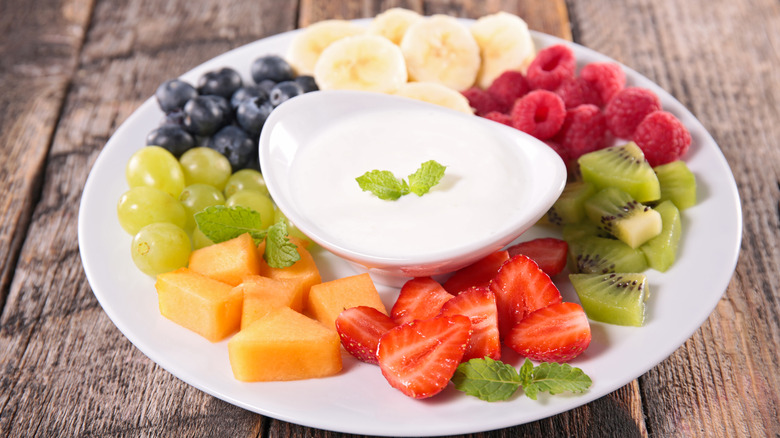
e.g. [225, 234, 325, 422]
[306, 273, 388, 330]
[238, 275, 301, 330]
[155, 267, 242, 342]
[227, 307, 342, 381]
[188, 233, 261, 286]
[258, 241, 321, 308]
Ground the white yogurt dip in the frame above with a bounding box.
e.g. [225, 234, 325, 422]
[288, 106, 530, 259]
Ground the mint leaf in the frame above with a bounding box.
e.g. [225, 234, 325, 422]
[452, 357, 522, 402]
[408, 160, 446, 196]
[356, 170, 410, 200]
[264, 221, 301, 268]
[524, 361, 592, 400]
[195, 205, 267, 244]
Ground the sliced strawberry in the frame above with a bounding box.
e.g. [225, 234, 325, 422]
[442, 250, 510, 294]
[506, 238, 569, 276]
[489, 254, 563, 339]
[506, 301, 591, 362]
[335, 306, 398, 364]
[391, 277, 453, 325]
[438, 286, 501, 361]
[377, 315, 471, 399]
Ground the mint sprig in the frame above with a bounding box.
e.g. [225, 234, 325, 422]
[356, 160, 446, 200]
[452, 358, 592, 402]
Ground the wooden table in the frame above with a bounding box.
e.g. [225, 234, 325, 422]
[2, 0, 778, 436]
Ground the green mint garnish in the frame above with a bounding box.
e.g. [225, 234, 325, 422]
[452, 358, 592, 402]
[194, 205, 299, 269]
[356, 160, 446, 200]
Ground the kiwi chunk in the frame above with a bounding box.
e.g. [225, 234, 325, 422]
[654, 160, 697, 210]
[569, 235, 648, 274]
[546, 181, 597, 225]
[578, 142, 660, 203]
[640, 200, 682, 272]
[570, 273, 648, 326]
[562, 221, 611, 242]
[585, 187, 662, 248]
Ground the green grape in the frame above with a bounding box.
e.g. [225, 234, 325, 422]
[131, 223, 191, 277]
[274, 207, 315, 247]
[225, 190, 275, 229]
[224, 168, 269, 198]
[192, 226, 215, 249]
[126, 146, 186, 197]
[117, 186, 188, 235]
[179, 183, 225, 232]
[179, 147, 232, 190]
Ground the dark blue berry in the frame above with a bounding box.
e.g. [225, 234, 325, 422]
[202, 94, 234, 126]
[251, 55, 295, 83]
[146, 125, 195, 157]
[197, 67, 243, 99]
[270, 81, 304, 107]
[183, 95, 228, 137]
[236, 97, 274, 138]
[162, 109, 186, 126]
[155, 79, 198, 113]
[208, 125, 256, 170]
[257, 79, 277, 95]
[230, 85, 268, 110]
[295, 75, 319, 93]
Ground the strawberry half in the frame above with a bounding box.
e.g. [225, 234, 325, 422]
[489, 254, 563, 338]
[442, 250, 510, 294]
[391, 277, 453, 324]
[506, 238, 569, 276]
[377, 315, 471, 399]
[335, 306, 398, 364]
[506, 301, 591, 362]
[438, 286, 501, 361]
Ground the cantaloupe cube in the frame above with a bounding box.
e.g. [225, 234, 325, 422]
[258, 241, 321, 308]
[228, 307, 342, 381]
[307, 273, 388, 330]
[238, 275, 301, 330]
[188, 233, 261, 286]
[155, 267, 242, 342]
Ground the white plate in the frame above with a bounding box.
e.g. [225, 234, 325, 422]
[78, 21, 742, 437]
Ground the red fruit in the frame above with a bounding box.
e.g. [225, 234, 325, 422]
[489, 254, 563, 339]
[442, 250, 510, 294]
[553, 104, 610, 160]
[506, 238, 569, 276]
[580, 62, 626, 106]
[510, 90, 567, 140]
[506, 302, 591, 363]
[439, 286, 501, 361]
[391, 277, 453, 325]
[483, 111, 513, 127]
[335, 306, 398, 364]
[377, 315, 472, 399]
[526, 44, 577, 91]
[462, 87, 503, 116]
[605, 87, 662, 139]
[486, 70, 530, 113]
[633, 110, 692, 166]
[554, 77, 601, 109]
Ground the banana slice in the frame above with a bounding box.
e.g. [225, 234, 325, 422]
[314, 35, 408, 93]
[400, 15, 481, 91]
[470, 12, 536, 88]
[287, 20, 366, 75]
[393, 82, 474, 114]
[367, 8, 424, 45]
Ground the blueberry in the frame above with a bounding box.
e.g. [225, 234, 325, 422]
[251, 55, 295, 83]
[197, 67, 243, 99]
[202, 94, 234, 125]
[208, 126, 256, 170]
[155, 79, 198, 113]
[183, 95, 228, 137]
[294, 75, 319, 93]
[146, 125, 195, 157]
[230, 85, 268, 110]
[162, 109, 186, 126]
[257, 79, 277, 95]
[269, 81, 304, 107]
[236, 97, 274, 138]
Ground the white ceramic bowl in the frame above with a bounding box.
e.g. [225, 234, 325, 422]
[259, 90, 566, 285]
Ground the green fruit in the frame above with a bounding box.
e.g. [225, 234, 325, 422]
[126, 146, 186, 197]
[179, 183, 226, 232]
[131, 223, 191, 277]
[546, 181, 597, 225]
[179, 147, 232, 190]
[578, 142, 660, 203]
[640, 201, 681, 272]
[224, 169, 269, 198]
[117, 186, 188, 235]
[570, 272, 648, 326]
[562, 221, 611, 242]
[654, 160, 697, 210]
[584, 187, 662, 248]
[568, 235, 648, 274]
[225, 190, 275, 229]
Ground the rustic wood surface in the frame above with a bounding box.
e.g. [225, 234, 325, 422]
[1, 0, 778, 436]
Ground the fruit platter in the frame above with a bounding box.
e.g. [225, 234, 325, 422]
[78, 11, 742, 436]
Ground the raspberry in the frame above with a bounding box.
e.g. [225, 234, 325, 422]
[462, 87, 503, 116]
[486, 70, 529, 113]
[526, 44, 576, 91]
[580, 62, 626, 105]
[554, 77, 601, 109]
[510, 90, 566, 140]
[483, 111, 513, 127]
[633, 111, 691, 166]
[553, 104, 609, 159]
[604, 87, 662, 139]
